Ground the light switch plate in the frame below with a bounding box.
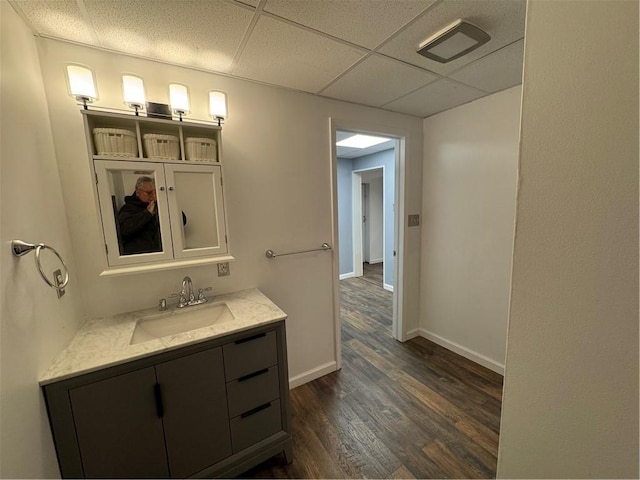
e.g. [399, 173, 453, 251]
[408, 214, 420, 227]
[217, 262, 230, 277]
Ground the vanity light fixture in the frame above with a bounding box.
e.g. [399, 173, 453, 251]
[417, 19, 490, 63]
[122, 74, 146, 116]
[66, 64, 98, 109]
[169, 83, 190, 121]
[209, 90, 228, 126]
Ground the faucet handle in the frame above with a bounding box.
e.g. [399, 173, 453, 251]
[169, 292, 188, 307]
[198, 287, 213, 301]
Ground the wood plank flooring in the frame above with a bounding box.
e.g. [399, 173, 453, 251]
[242, 263, 503, 479]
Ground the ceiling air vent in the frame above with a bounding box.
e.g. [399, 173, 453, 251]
[417, 19, 490, 63]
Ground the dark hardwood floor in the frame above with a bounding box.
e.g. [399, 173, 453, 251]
[242, 263, 503, 479]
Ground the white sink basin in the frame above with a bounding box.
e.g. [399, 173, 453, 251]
[130, 302, 234, 345]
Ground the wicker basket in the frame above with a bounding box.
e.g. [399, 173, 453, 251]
[93, 128, 138, 157]
[185, 137, 217, 162]
[143, 133, 180, 160]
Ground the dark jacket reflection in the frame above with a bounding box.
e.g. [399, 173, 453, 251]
[117, 193, 161, 255]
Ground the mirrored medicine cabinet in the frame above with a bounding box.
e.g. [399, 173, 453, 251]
[81, 110, 232, 275]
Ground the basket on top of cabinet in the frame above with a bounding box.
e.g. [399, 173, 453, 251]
[185, 137, 218, 162]
[93, 128, 138, 157]
[143, 133, 180, 160]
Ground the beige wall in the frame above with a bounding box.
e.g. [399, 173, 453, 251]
[420, 86, 521, 373]
[0, 2, 85, 478]
[34, 38, 424, 385]
[497, 1, 639, 478]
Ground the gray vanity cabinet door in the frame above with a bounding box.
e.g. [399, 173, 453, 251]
[69, 367, 169, 478]
[155, 347, 232, 478]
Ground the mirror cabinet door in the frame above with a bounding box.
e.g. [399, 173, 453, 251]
[164, 164, 228, 259]
[94, 160, 174, 266]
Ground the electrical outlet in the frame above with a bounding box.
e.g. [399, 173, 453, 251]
[217, 262, 230, 277]
[408, 214, 420, 227]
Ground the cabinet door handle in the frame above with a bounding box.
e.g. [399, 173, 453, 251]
[153, 383, 164, 419]
[168, 186, 174, 191]
[234, 333, 266, 345]
[241, 402, 271, 418]
[238, 368, 269, 382]
[159, 186, 165, 191]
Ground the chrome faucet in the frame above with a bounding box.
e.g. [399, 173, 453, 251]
[181, 276, 195, 305]
[169, 276, 212, 308]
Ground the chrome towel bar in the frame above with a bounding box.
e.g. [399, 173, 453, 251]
[265, 242, 331, 259]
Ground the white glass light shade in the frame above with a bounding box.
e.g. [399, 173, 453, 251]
[209, 90, 228, 120]
[169, 83, 190, 114]
[66, 64, 98, 102]
[122, 75, 146, 109]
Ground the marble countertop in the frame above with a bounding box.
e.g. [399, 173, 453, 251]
[40, 288, 287, 386]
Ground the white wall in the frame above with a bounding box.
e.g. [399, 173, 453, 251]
[420, 86, 521, 372]
[366, 176, 383, 263]
[34, 38, 423, 386]
[0, 3, 85, 478]
[497, 1, 638, 478]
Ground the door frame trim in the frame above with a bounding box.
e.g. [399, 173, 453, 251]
[329, 118, 407, 371]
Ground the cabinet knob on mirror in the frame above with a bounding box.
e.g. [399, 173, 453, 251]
[159, 186, 165, 191]
[168, 186, 174, 191]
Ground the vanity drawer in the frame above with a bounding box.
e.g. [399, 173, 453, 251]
[230, 399, 282, 453]
[226, 366, 279, 419]
[223, 331, 277, 380]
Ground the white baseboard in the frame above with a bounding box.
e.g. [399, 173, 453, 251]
[418, 329, 505, 375]
[383, 283, 394, 292]
[405, 328, 420, 340]
[367, 258, 383, 264]
[339, 272, 356, 280]
[288, 361, 338, 389]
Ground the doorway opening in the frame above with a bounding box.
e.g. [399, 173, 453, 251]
[332, 126, 403, 369]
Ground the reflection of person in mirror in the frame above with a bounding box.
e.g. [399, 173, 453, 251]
[117, 176, 162, 255]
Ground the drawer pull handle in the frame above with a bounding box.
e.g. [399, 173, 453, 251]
[153, 383, 164, 419]
[241, 402, 271, 418]
[238, 368, 269, 382]
[234, 333, 266, 345]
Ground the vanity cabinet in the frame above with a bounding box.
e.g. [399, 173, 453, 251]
[81, 110, 232, 273]
[43, 322, 292, 479]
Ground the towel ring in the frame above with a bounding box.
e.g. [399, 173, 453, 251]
[11, 240, 69, 290]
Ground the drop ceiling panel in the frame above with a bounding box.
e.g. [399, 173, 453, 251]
[13, 0, 97, 44]
[263, 0, 437, 49]
[321, 55, 438, 107]
[9, 0, 526, 119]
[384, 78, 486, 117]
[233, 15, 367, 93]
[84, 0, 253, 72]
[449, 39, 524, 93]
[379, 0, 526, 76]
[233, 0, 260, 7]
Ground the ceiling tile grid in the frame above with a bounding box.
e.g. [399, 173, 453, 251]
[12, 0, 97, 45]
[378, 0, 526, 76]
[262, 0, 437, 49]
[383, 77, 486, 117]
[84, 0, 254, 73]
[320, 54, 439, 107]
[232, 14, 367, 93]
[10, 0, 526, 118]
[448, 39, 525, 93]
